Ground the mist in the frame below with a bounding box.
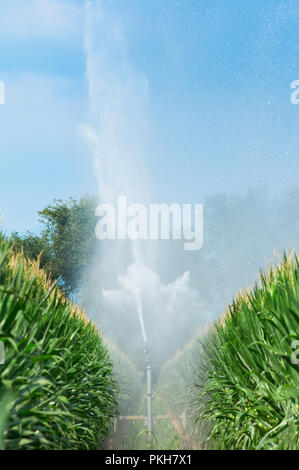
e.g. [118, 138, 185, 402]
[81, 0, 299, 373]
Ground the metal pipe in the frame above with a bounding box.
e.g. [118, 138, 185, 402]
[135, 291, 153, 442]
[145, 343, 153, 442]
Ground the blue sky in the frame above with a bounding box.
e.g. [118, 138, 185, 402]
[0, 0, 298, 233]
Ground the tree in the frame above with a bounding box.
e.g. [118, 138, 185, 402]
[38, 196, 97, 296]
[10, 231, 52, 272]
[10, 196, 98, 297]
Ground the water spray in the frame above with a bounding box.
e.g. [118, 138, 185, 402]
[135, 293, 153, 442]
[136, 293, 147, 345]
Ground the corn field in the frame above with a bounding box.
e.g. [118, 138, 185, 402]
[156, 253, 299, 449]
[0, 234, 118, 450]
[192, 252, 299, 449]
[1, 228, 299, 450]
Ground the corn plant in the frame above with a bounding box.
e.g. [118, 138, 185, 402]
[104, 337, 143, 416]
[0, 237, 118, 449]
[192, 252, 299, 449]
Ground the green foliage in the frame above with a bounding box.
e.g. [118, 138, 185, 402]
[39, 196, 97, 296]
[158, 343, 194, 416]
[0, 237, 117, 449]
[104, 337, 143, 416]
[157, 339, 209, 448]
[192, 253, 299, 450]
[10, 196, 97, 296]
[10, 232, 52, 272]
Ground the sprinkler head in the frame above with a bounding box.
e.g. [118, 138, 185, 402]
[144, 341, 151, 362]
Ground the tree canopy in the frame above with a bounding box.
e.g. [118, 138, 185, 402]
[11, 196, 97, 297]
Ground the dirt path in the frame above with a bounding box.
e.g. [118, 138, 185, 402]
[107, 388, 199, 450]
[107, 420, 131, 450]
[156, 393, 198, 450]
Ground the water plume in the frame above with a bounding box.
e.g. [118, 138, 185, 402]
[82, 0, 203, 369]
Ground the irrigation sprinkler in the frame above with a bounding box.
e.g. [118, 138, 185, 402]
[135, 291, 153, 442]
[144, 342, 153, 442]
